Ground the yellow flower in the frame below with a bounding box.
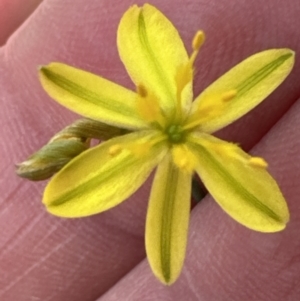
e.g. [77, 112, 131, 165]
[39, 4, 294, 285]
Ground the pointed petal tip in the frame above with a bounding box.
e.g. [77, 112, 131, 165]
[282, 49, 295, 60]
[153, 270, 178, 286]
[237, 204, 290, 233]
[251, 220, 288, 233]
[42, 190, 53, 207]
[38, 64, 52, 72]
[146, 155, 191, 287]
[160, 278, 173, 286]
[118, 2, 190, 111]
[190, 134, 290, 234]
[38, 65, 48, 76]
[284, 48, 295, 56]
[43, 191, 87, 218]
[191, 47, 296, 133]
[125, 4, 141, 14]
[129, 4, 138, 9]
[276, 48, 295, 66]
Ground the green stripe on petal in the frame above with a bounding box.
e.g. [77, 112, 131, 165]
[43, 131, 166, 217]
[191, 49, 295, 133]
[40, 63, 147, 130]
[117, 4, 192, 112]
[189, 134, 289, 232]
[146, 154, 191, 285]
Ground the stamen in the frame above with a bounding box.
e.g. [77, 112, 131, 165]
[183, 90, 237, 131]
[172, 145, 196, 172]
[190, 30, 205, 66]
[222, 90, 237, 102]
[192, 30, 205, 51]
[174, 30, 205, 122]
[200, 140, 248, 163]
[248, 157, 268, 168]
[136, 84, 165, 126]
[108, 144, 122, 156]
[182, 104, 221, 131]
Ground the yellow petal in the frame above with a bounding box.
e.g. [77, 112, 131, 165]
[39, 63, 147, 130]
[188, 133, 289, 232]
[190, 49, 295, 133]
[43, 131, 166, 217]
[117, 4, 192, 112]
[146, 153, 192, 285]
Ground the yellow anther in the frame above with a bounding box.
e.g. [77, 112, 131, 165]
[222, 90, 237, 102]
[248, 157, 268, 168]
[137, 84, 148, 98]
[108, 144, 122, 156]
[174, 30, 206, 120]
[136, 86, 165, 126]
[176, 157, 187, 169]
[192, 30, 205, 51]
[189, 30, 205, 67]
[172, 145, 196, 172]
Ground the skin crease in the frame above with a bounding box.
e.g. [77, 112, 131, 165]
[0, 0, 42, 45]
[0, 0, 299, 300]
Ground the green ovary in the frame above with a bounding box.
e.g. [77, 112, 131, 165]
[165, 124, 186, 143]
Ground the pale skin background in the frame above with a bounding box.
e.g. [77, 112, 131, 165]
[0, 0, 300, 300]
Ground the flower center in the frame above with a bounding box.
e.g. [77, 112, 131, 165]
[166, 124, 185, 143]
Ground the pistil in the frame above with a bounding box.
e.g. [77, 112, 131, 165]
[166, 124, 185, 143]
